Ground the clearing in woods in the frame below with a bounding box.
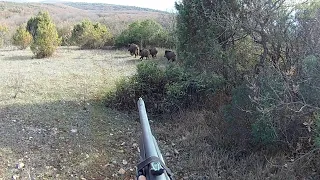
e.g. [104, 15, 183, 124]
[0, 46, 144, 179]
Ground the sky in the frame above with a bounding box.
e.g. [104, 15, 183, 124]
[4, 0, 178, 11]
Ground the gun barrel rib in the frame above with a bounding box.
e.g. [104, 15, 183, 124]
[137, 98, 170, 180]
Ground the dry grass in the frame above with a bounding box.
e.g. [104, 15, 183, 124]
[2, 46, 318, 179]
[0, 46, 139, 105]
[0, 46, 144, 179]
[152, 109, 320, 179]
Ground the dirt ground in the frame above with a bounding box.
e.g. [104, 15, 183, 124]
[0, 46, 149, 179]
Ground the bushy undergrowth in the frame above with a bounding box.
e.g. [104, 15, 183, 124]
[158, 110, 320, 179]
[105, 62, 224, 114]
[27, 11, 61, 58]
[114, 19, 175, 48]
[12, 24, 32, 50]
[223, 55, 320, 154]
[71, 19, 113, 49]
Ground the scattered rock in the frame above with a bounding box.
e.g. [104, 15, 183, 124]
[174, 149, 179, 155]
[112, 160, 117, 164]
[122, 160, 128, 165]
[165, 152, 171, 157]
[110, 133, 114, 136]
[12, 175, 19, 180]
[71, 129, 77, 133]
[16, 162, 25, 169]
[118, 168, 126, 175]
[132, 143, 138, 148]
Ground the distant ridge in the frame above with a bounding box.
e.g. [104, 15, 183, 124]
[61, 2, 165, 13]
[0, 1, 171, 31]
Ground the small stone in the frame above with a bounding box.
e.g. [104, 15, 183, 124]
[165, 152, 171, 157]
[174, 149, 179, 155]
[17, 162, 25, 169]
[129, 168, 134, 172]
[118, 168, 126, 175]
[71, 129, 77, 133]
[12, 175, 19, 180]
[122, 160, 128, 165]
[132, 143, 138, 148]
[112, 160, 117, 164]
[121, 142, 126, 146]
[110, 133, 114, 136]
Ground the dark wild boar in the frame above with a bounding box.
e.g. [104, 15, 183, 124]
[128, 43, 139, 58]
[140, 49, 150, 60]
[149, 47, 158, 58]
[164, 50, 176, 61]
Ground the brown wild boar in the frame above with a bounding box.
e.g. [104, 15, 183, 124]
[149, 47, 158, 58]
[128, 43, 139, 58]
[164, 50, 176, 61]
[139, 49, 150, 60]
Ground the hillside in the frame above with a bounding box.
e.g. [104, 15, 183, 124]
[0, 1, 171, 35]
[62, 2, 164, 13]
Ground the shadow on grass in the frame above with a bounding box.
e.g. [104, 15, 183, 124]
[126, 58, 142, 64]
[0, 99, 137, 179]
[0, 48, 18, 52]
[113, 55, 131, 59]
[2, 55, 33, 61]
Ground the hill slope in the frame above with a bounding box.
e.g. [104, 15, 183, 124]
[0, 1, 171, 33]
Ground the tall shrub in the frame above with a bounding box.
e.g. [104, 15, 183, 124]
[115, 19, 174, 48]
[12, 25, 32, 50]
[27, 11, 61, 58]
[71, 20, 113, 49]
[0, 25, 9, 48]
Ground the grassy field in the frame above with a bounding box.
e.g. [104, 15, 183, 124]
[0, 46, 146, 179]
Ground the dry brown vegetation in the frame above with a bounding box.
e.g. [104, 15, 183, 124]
[0, 2, 171, 37]
[0, 46, 143, 179]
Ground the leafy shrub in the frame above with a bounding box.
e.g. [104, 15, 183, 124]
[224, 55, 320, 151]
[314, 112, 320, 148]
[105, 62, 224, 114]
[57, 26, 72, 46]
[71, 20, 113, 49]
[27, 12, 61, 58]
[12, 25, 32, 49]
[115, 19, 174, 48]
[0, 25, 9, 48]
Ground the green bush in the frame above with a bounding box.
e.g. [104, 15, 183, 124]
[105, 62, 224, 114]
[252, 115, 277, 145]
[71, 20, 113, 49]
[115, 19, 174, 48]
[27, 12, 61, 58]
[57, 26, 72, 46]
[314, 112, 320, 148]
[0, 25, 9, 48]
[12, 25, 33, 50]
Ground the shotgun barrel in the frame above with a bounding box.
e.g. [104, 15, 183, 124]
[136, 98, 173, 180]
